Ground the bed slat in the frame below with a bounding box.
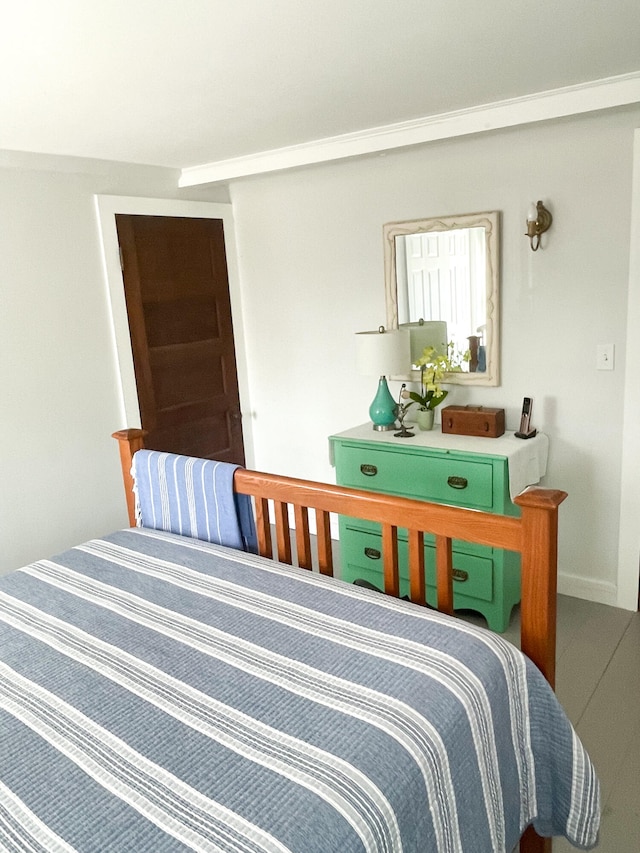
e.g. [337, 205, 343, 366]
[315, 509, 334, 576]
[254, 496, 272, 558]
[381, 524, 400, 598]
[407, 529, 426, 606]
[294, 504, 312, 570]
[435, 534, 454, 615]
[274, 500, 292, 564]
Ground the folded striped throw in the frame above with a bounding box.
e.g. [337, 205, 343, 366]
[131, 450, 257, 552]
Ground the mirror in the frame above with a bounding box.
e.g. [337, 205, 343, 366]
[384, 211, 500, 386]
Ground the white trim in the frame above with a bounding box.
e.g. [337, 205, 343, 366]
[180, 72, 640, 186]
[557, 573, 617, 608]
[616, 130, 640, 610]
[94, 195, 255, 467]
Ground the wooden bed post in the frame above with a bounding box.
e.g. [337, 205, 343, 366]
[516, 487, 567, 853]
[520, 824, 552, 853]
[112, 429, 147, 527]
[514, 487, 567, 690]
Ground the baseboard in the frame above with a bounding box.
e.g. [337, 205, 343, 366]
[281, 523, 621, 608]
[557, 572, 618, 606]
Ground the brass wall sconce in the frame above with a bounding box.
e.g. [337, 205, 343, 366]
[525, 200, 553, 251]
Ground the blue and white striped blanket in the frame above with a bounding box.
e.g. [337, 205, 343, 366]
[0, 528, 600, 852]
[132, 449, 257, 553]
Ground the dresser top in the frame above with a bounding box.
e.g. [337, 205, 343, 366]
[329, 423, 550, 500]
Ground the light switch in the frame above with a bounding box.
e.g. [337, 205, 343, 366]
[596, 344, 615, 371]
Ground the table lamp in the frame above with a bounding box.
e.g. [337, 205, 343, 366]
[400, 319, 448, 365]
[355, 325, 411, 430]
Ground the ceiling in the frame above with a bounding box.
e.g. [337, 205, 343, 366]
[2, 0, 640, 181]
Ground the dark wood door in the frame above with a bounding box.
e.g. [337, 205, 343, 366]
[116, 214, 245, 464]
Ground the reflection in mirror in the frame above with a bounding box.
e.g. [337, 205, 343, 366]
[384, 211, 500, 386]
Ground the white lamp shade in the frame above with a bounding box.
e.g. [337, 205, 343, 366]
[401, 320, 448, 364]
[355, 327, 410, 376]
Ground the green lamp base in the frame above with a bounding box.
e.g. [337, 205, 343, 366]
[369, 376, 397, 431]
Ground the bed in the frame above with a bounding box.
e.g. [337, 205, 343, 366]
[0, 429, 600, 853]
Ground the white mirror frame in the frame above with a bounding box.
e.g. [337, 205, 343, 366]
[383, 210, 500, 386]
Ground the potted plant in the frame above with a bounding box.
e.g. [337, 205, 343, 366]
[402, 344, 468, 430]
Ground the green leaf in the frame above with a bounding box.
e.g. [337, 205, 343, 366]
[427, 389, 448, 409]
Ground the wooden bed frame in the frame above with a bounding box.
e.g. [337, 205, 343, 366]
[113, 429, 567, 853]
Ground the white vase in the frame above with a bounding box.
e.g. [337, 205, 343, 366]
[416, 409, 435, 431]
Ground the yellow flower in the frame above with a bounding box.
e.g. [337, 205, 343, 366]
[407, 343, 469, 411]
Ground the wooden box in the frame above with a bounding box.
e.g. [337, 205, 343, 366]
[441, 405, 505, 438]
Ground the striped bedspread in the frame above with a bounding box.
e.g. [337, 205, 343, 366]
[0, 528, 600, 852]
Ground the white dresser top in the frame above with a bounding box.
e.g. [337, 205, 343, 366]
[329, 423, 549, 501]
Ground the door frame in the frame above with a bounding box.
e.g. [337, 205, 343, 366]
[95, 194, 254, 467]
[617, 128, 640, 610]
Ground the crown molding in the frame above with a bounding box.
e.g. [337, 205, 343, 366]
[179, 71, 640, 186]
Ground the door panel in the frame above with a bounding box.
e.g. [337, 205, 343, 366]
[116, 214, 245, 464]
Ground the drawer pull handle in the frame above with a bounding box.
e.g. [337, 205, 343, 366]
[453, 569, 469, 583]
[360, 464, 378, 477]
[447, 475, 468, 490]
[364, 547, 381, 560]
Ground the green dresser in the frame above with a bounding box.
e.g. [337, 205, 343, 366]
[330, 424, 549, 632]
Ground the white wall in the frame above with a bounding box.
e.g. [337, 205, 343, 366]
[0, 152, 229, 573]
[228, 106, 640, 606]
[2, 109, 639, 609]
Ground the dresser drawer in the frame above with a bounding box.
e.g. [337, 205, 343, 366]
[340, 527, 494, 603]
[341, 516, 489, 557]
[331, 427, 527, 632]
[335, 444, 494, 509]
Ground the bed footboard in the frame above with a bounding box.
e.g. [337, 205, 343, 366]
[113, 429, 564, 853]
[112, 429, 565, 689]
[233, 467, 565, 693]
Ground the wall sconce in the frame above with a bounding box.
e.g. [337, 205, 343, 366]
[525, 200, 553, 251]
